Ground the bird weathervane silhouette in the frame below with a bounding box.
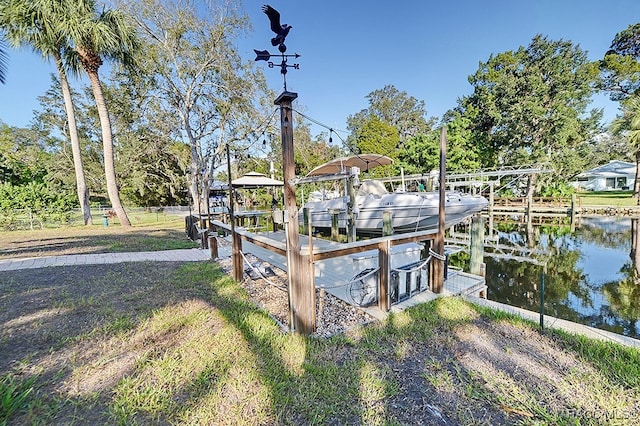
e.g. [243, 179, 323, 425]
[254, 4, 300, 91]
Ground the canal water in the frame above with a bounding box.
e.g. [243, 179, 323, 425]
[451, 217, 640, 339]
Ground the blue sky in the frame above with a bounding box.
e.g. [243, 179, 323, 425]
[1, 0, 639, 138]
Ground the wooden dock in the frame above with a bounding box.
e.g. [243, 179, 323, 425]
[490, 196, 640, 219]
[215, 230, 486, 320]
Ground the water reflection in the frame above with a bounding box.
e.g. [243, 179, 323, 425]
[453, 217, 640, 338]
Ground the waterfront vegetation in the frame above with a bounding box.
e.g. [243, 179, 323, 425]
[1, 223, 640, 424]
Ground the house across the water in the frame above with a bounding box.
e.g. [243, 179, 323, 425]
[572, 160, 636, 191]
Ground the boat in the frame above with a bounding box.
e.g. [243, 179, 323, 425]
[302, 180, 488, 236]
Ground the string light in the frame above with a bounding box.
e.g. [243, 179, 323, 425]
[291, 108, 349, 147]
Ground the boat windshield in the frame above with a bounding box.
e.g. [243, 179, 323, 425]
[357, 180, 388, 197]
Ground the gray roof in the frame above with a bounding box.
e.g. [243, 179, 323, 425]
[577, 160, 636, 178]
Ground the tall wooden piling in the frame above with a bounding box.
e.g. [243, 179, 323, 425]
[382, 210, 393, 236]
[570, 193, 577, 232]
[276, 91, 315, 335]
[347, 175, 357, 242]
[430, 127, 446, 293]
[488, 183, 495, 236]
[227, 144, 243, 282]
[378, 239, 391, 312]
[330, 209, 340, 241]
[469, 215, 485, 276]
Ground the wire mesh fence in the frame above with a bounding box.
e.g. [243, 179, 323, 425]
[0, 206, 192, 231]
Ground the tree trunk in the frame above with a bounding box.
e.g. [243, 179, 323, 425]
[55, 55, 92, 225]
[86, 69, 131, 226]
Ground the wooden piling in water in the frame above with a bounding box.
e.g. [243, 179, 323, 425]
[330, 209, 340, 241]
[382, 210, 393, 236]
[430, 127, 447, 294]
[470, 215, 485, 277]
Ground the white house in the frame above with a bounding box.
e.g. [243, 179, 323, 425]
[572, 160, 636, 191]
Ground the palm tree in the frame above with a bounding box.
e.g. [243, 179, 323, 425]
[0, 0, 93, 224]
[611, 95, 640, 205]
[57, 0, 136, 226]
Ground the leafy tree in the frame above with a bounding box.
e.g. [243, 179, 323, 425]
[0, 0, 94, 224]
[0, 123, 51, 185]
[117, 138, 190, 206]
[31, 77, 105, 198]
[120, 0, 271, 213]
[396, 133, 438, 175]
[45, 0, 137, 226]
[293, 126, 342, 177]
[611, 95, 640, 202]
[600, 23, 640, 101]
[584, 131, 633, 165]
[346, 84, 434, 153]
[462, 35, 600, 196]
[396, 111, 482, 177]
[98, 67, 190, 207]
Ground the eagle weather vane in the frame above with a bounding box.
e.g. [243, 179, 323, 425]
[254, 4, 300, 91]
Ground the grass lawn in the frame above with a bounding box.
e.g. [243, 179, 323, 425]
[1, 224, 639, 424]
[576, 190, 638, 207]
[0, 219, 197, 260]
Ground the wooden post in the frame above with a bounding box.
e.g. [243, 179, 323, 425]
[330, 209, 340, 241]
[227, 144, 243, 282]
[430, 127, 446, 293]
[378, 240, 390, 312]
[302, 207, 309, 236]
[488, 182, 495, 236]
[209, 235, 218, 259]
[382, 210, 393, 236]
[526, 193, 533, 229]
[347, 174, 357, 242]
[469, 215, 485, 276]
[570, 193, 577, 232]
[276, 91, 314, 335]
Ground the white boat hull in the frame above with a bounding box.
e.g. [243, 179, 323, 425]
[302, 191, 488, 236]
